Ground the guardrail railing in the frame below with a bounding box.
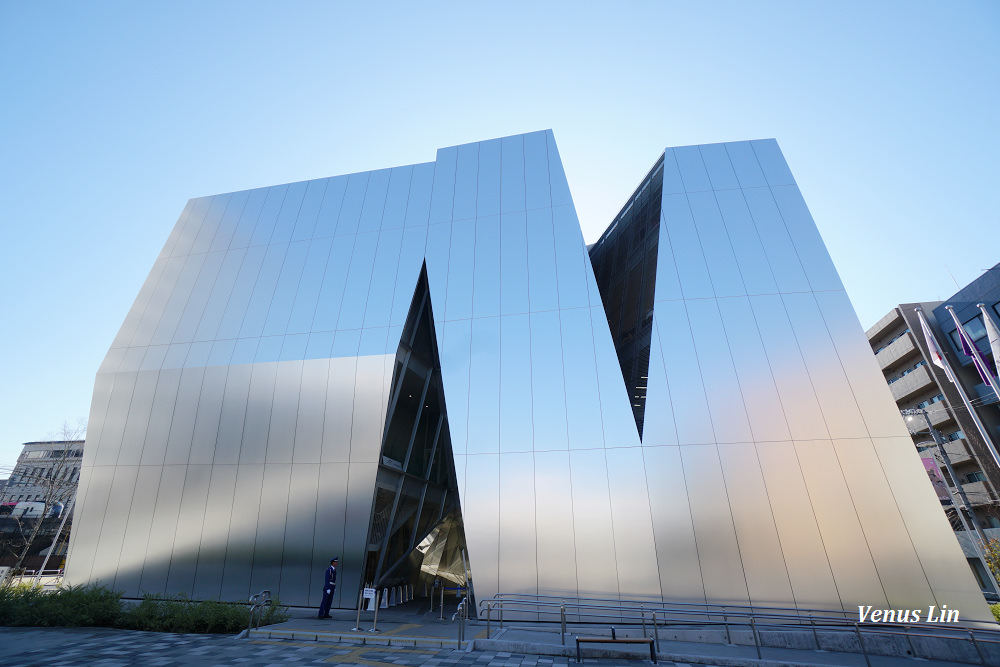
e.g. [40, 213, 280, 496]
[247, 590, 272, 636]
[479, 594, 1000, 666]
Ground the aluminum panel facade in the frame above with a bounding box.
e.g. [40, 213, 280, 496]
[67, 132, 990, 621]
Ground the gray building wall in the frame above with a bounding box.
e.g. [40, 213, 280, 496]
[66, 132, 991, 621]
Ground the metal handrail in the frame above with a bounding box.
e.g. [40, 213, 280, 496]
[480, 594, 1000, 666]
[452, 596, 469, 646]
[247, 590, 272, 635]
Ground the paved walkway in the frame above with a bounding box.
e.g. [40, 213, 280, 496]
[0, 600, 989, 667]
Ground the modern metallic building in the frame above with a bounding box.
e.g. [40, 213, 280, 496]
[66, 131, 992, 621]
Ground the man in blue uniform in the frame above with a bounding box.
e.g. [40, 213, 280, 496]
[318, 557, 337, 619]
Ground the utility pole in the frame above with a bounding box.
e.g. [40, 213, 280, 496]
[902, 408, 1000, 595]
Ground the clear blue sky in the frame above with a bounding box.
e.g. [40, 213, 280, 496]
[1, 1, 998, 472]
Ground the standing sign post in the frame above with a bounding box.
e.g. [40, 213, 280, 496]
[353, 587, 379, 632]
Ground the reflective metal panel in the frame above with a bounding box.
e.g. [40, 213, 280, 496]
[341, 461, 378, 608]
[139, 464, 187, 594]
[642, 445, 705, 602]
[477, 138, 501, 217]
[749, 294, 828, 440]
[322, 356, 358, 462]
[715, 297, 791, 442]
[499, 314, 532, 453]
[464, 454, 500, 598]
[533, 450, 578, 596]
[171, 196, 212, 257]
[794, 439, 887, 608]
[569, 449, 617, 597]
[430, 146, 458, 224]
[313, 463, 350, 607]
[673, 145, 712, 193]
[552, 206, 589, 310]
[698, 143, 739, 191]
[315, 175, 349, 238]
[191, 464, 238, 600]
[249, 185, 288, 247]
[652, 304, 713, 444]
[150, 252, 207, 346]
[338, 232, 379, 330]
[453, 143, 479, 221]
[89, 465, 139, 586]
[291, 178, 328, 242]
[446, 220, 475, 321]
[131, 255, 186, 347]
[770, 185, 843, 292]
[140, 368, 182, 466]
[782, 292, 867, 439]
[112, 258, 168, 349]
[364, 228, 404, 329]
[219, 464, 265, 602]
[717, 443, 794, 605]
[529, 310, 568, 451]
[359, 169, 391, 233]
[498, 452, 537, 594]
[382, 166, 412, 231]
[473, 215, 501, 318]
[267, 360, 304, 463]
[93, 371, 137, 467]
[523, 131, 550, 211]
[467, 317, 501, 454]
[642, 319, 678, 447]
[166, 464, 213, 596]
[158, 198, 196, 260]
[117, 371, 158, 466]
[189, 365, 228, 465]
[335, 173, 369, 236]
[686, 299, 752, 443]
[173, 251, 226, 343]
[442, 319, 473, 458]
[270, 181, 307, 245]
[500, 212, 529, 316]
[525, 209, 559, 312]
[163, 366, 205, 465]
[279, 464, 321, 605]
[424, 223, 451, 325]
[191, 193, 233, 254]
[262, 241, 310, 336]
[311, 236, 355, 332]
[724, 141, 767, 189]
[194, 248, 253, 342]
[605, 447, 660, 600]
[229, 188, 269, 250]
[713, 190, 777, 296]
[240, 362, 278, 465]
[754, 441, 840, 608]
[750, 139, 795, 186]
[350, 355, 393, 463]
[250, 463, 293, 594]
[286, 237, 334, 334]
[833, 437, 935, 608]
[660, 149, 685, 195]
[545, 130, 573, 207]
[390, 226, 429, 327]
[687, 192, 744, 297]
[294, 359, 329, 464]
[405, 163, 435, 228]
[501, 135, 526, 213]
[742, 187, 809, 293]
[660, 194, 713, 300]
[228, 244, 282, 339]
[681, 444, 750, 604]
[215, 364, 253, 465]
[559, 307, 604, 450]
[114, 465, 163, 596]
[652, 215, 683, 302]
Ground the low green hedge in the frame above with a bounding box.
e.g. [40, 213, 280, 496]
[991, 604, 1000, 623]
[0, 583, 288, 633]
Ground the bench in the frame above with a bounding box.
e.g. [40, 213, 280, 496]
[575, 630, 656, 663]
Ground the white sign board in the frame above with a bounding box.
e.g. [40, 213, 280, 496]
[363, 587, 376, 599]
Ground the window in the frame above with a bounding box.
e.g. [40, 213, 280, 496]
[945, 430, 965, 442]
[950, 315, 992, 356]
[967, 471, 988, 483]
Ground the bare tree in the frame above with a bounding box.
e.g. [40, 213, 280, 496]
[1, 420, 85, 582]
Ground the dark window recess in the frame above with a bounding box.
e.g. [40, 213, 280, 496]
[588, 155, 664, 438]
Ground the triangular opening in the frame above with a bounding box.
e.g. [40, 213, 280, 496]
[587, 156, 665, 438]
[362, 264, 471, 600]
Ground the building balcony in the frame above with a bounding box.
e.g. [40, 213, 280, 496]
[958, 480, 995, 506]
[867, 308, 904, 342]
[876, 332, 919, 371]
[890, 364, 935, 402]
[941, 439, 972, 466]
[928, 407, 954, 429]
